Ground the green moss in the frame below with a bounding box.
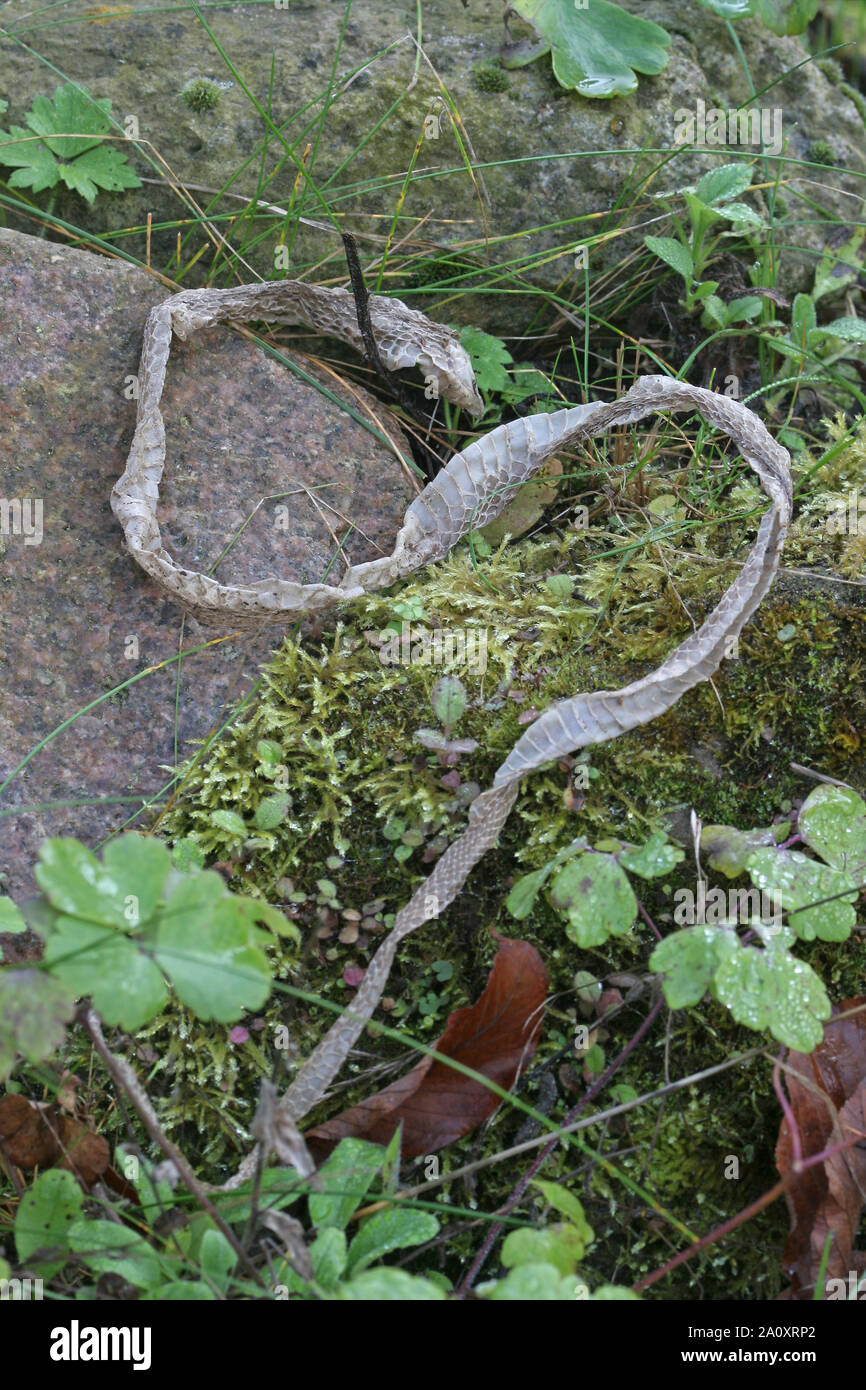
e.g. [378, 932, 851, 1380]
[808, 139, 835, 167]
[182, 77, 221, 114]
[472, 63, 511, 94]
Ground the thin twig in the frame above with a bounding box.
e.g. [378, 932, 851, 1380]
[456, 994, 665, 1296]
[342, 231, 443, 480]
[79, 1006, 267, 1290]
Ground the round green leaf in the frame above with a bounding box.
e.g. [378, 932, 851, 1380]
[337, 1268, 446, 1300]
[650, 926, 737, 1009]
[713, 935, 830, 1051]
[255, 793, 291, 831]
[0, 970, 76, 1081]
[549, 853, 637, 946]
[798, 785, 866, 884]
[482, 1264, 580, 1300]
[747, 848, 857, 941]
[43, 918, 169, 1030]
[619, 832, 684, 879]
[15, 1170, 82, 1276]
[155, 897, 270, 1022]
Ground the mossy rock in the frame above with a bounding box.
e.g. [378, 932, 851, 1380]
[97, 416, 866, 1291]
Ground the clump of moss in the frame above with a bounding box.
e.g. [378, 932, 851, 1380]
[808, 139, 835, 167]
[182, 77, 221, 114]
[472, 62, 511, 94]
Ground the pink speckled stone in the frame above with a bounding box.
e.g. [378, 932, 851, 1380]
[0, 228, 416, 901]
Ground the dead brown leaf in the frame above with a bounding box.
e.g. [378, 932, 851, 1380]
[305, 932, 548, 1162]
[775, 998, 866, 1299]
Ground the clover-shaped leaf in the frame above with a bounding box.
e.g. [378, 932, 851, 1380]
[0, 84, 140, 203]
[549, 852, 636, 947]
[34, 834, 170, 930]
[746, 848, 857, 941]
[0, 970, 77, 1082]
[619, 832, 684, 879]
[43, 918, 169, 1031]
[502, 0, 671, 98]
[154, 891, 271, 1022]
[649, 926, 738, 1010]
[501, 1223, 587, 1275]
[798, 785, 866, 885]
[712, 930, 830, 1051]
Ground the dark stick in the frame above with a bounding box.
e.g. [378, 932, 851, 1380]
[342, 232, 443, 481]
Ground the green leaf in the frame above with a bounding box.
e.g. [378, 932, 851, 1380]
[100, 834, 172, 928]
[431, 675, 467, 730]
[346, 1207, 439, 1275]
[798, 785, 866, 884]
[44, 922, 170, 1034]
[544, 573, 574, 597]
[56, 141, 140, 202]
[750, 0, 819, 36]
[256, 738, 283, 765]
[505, 867, 550, 920]
[619, 832, 684, 879]
[701, 294, 728, 329]
[0, 970, 76, 1081]
[791, 292, 817, 340]
[458, 326, 512, 393]
[701, 823, 783, 878]
[592, 1283, 641, 1299]
[155, 894, 271, 1022]
[712, 931, 830, 1050]
[255, 792, 291, 830]
[549, 852, 637, 946]
[812, 225, 865, 304]
[504, 0, 671, 98]
[816, 317, 866, 344]
[746, 848, 857, 941]
[199, 1228, 238, 1292]
[230, 894, 300, 943]
[68, 1217, 161, 1289]
[26, 84, 111, 159]
[0, 125, 61, 192]
[43, 917, 169, 1030]
[309, 1139, 386, 1231]
[15, 1170, 82, 1277]
[697, 0, 752, 15]
[35, 837, 134, 928]
[693, 162, 753, 206]
[171, 837, 205, 871]
[718, 201, 764, 228]
[644, 234, 694, 283]
[310, 1226, 348, 1290]
[649, 926, 737, 1009]
[148, 1281, 216, 1300]
[483, 1263, 580, 1299]
[724, 295, 764, 323]
[210, 809, 247, 840]
[0, 897, 27, 934]
[337, 1268, 446, 1299]
[501, 1223, 587, 1275]
[530, 1182, 594, 1248]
